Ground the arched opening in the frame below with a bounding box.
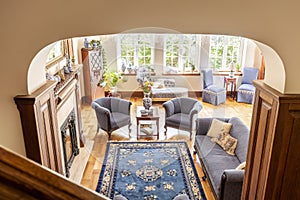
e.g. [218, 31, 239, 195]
[25, 28, 286, 199]
[27, 28, 285, 95]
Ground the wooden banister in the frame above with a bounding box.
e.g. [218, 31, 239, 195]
[0, 146, 109, 200]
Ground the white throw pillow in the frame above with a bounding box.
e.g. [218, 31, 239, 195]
[207, 119, 232, 138]
[236, 161, 246, 170]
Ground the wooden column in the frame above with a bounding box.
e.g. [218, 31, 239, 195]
[14, 81, 63, 174]
[242, 80, 300, 199]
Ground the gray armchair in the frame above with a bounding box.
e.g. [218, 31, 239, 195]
[91, 97, 132, 139]
[162, 97, 203, 140]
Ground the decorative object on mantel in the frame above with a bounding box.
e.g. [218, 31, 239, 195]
[58, 69, 65, 81]
[89, 39, 101, 49]
[84, 38, 89, 48]
[65, 53, 73, 73]
[96, 141, 206, 200]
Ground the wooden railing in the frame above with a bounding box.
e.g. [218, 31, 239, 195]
[0, 146, 109, 200]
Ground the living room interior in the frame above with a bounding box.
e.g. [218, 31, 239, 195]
[14, 32, 261, 199]
[1, 1, 300, 200]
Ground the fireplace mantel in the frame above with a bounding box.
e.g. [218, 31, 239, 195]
[14, 66, 84, 176]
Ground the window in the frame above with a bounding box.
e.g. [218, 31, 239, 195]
[118, 34, 153, 73]
[163, 34, 199, 74]
[209, 35, 242, 70]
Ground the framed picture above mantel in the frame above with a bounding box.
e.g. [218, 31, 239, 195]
[45, 40, 67, 70]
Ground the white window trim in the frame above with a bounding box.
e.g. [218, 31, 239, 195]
[117, 34, 154, 73]
[209, 35, 244, 71]
[163, 34, 200, 74]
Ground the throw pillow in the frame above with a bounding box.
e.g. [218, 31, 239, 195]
[152, 81, 164, 89]
[211, 131, 238, 155]
[207, 119, 232, 138]
[236, 161, 246, 170]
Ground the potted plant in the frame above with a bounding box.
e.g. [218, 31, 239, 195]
[89, 39, 101, 49]
[97, 70, 127, 94]
[235, 63, 241, 72]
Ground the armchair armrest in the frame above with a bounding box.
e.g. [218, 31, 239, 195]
[162, 101, 174, 117]
[188, 102, 202, 131]
[220, 169, 244, 200]
[91, 102, 111, 131]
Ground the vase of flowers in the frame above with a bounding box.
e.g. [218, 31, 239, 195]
[143, 92, 152, 110]
[141, 79, 153, 110]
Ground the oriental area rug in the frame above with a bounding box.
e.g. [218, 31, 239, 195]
[96, 141, 206, 200]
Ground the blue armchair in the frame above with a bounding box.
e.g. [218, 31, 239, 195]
[163, 97, 203, 140]
[91, 97, 132, 139]
[236, 67, 259, 104]
[201, 69, 226, 105]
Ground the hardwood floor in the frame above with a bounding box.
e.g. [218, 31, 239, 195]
[78, 97, 253, 200]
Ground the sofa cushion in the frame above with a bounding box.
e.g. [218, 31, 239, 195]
[195, 135, 241, 197]
[211, 132, 238, 156]
[207, 119, 232, 138]
[228, 117, 250, 162]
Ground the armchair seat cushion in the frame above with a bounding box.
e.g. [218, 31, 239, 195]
[165, 113, 190, 130]
[206, 85, 226, 93]
[110, 112, 131, 129]
[238, 84, 255, 92]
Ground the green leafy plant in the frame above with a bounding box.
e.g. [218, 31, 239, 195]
[235, 63, 241, 72]
[89, 40, 101, 48]
[97, 71, 127, 91]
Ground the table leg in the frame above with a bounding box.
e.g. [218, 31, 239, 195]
[137, 119, 139, 139]
[157, 119, 159, 140]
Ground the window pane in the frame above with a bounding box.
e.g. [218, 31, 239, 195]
[119, 34, 153, 72]
[209, 35, 241, 70]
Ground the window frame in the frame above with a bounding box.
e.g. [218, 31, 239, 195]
[163, 34, 200, 75]
[209, 35, 243, 71]
[45, 40, 66, 70]
[117, 34, 154, 74]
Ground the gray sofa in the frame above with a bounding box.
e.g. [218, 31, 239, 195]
[194, 117, 250, 200]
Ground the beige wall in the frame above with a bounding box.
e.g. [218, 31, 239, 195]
[1, 0, 298, 155]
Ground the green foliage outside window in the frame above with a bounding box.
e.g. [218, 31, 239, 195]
[209, 35, 241, 70]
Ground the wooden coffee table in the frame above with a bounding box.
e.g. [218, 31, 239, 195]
[136, 106, 160, 139]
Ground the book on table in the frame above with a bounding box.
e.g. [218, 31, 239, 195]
[139, 121, 156, 135]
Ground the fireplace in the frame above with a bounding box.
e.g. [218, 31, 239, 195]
[60, 109, 79, 177]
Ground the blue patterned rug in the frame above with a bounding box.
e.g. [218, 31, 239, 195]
[96, 141, 206, 200]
